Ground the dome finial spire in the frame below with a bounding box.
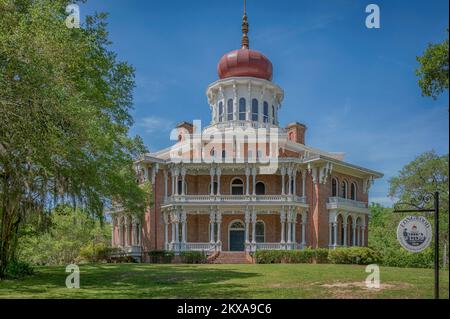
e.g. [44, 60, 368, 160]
[241, 0, 249, 49]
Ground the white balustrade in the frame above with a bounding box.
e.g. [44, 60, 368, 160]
[328, 197, 367, 209]
[164, 194, 306, 204]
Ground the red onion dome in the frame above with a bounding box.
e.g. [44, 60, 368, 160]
[217, 48, 273, 81]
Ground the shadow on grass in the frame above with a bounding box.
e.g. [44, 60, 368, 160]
[0, 264, 262, 299]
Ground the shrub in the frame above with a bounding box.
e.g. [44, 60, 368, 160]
[148, 250, 174, 264]
[328, 247, 381, 265]
[377, 247, 434, 268]
[180, 251, 207, 264]
[5, 260, 34, 279]
[78, 244, 120, 263]
[254, 249, 329, 264]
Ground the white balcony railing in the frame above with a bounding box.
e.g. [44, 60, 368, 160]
[164, 194, 307, 205]
[328, 197, 367, 209]
[184, 242, 216, 251]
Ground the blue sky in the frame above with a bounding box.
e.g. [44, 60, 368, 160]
[81, 0, 449, 206]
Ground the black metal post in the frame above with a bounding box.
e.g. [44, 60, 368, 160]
[434, 191, 439, 299]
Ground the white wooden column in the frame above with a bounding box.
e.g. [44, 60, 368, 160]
[163, 170, 168, 201]
[251, 167, 257, 195]
[301, 170, 306, 198]
[181, 210, 187, 250]
[245, 167, 250, 195]
[181, 167, 186, 196]
[292, 211, 297, 245]
[244, 209, 251, 250]
[280, 167, 286, 195]
[131, 219, 137, 246]
[301, 212, 306, 247]
[333, 222, 338, 247]
[280, 209, 286, 244]
[209, 211, 215, 244]
[118, 218, 123, 247]
[216, 211, 222, 250]
[111, 217, 116, 247]
[251, 210, 257, 246]
[170, 211, 176, 249]
[343, 221, 347, 247]
[216, 168, 221, 195]
[328, 222, 332, 247]
[361, 226, 366, 246]
[292, 168, 297, 196]
[352, 223, 356, 247]
[287, 209, 292, 247]
[174, 211, 180, 250]
[210, 167, 215, 196]
[163, 212, 169, 250]
[170, 169, 175, 196]
[124, 216, 129, 247]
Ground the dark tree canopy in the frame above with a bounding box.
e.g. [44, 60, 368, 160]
[0, 0, 147, 277]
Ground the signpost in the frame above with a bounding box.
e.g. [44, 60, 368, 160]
[393, 192, 440, 299]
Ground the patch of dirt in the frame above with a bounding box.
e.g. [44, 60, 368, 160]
[318, 281, 413, 299]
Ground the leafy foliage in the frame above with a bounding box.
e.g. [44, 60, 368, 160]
[388, 151, 449, 251]
[17, 206, 111, 266]
[416, 30, 449, 99]
[0, 0, 146, 277]
[179, 251, 207, 264]
[254, 249, 330, 264]
[328, 247, 381, 265]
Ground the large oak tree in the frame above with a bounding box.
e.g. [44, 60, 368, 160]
[0, 0, 147, 278]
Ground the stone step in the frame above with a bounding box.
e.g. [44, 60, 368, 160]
[212, 252, 253, 264]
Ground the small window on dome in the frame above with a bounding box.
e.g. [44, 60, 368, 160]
[218, 102, 224, 122]
[239, 98, 246, 121]
[263, 102, 269, 123]
[227, 99, 233, 121]
[272, 105, 276, 124]
[252, 99, 259, 121]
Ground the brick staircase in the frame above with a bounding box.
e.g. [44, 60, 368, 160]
[210, 251, 253, 264]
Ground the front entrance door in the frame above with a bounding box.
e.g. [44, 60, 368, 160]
[229, 220, 245, 251]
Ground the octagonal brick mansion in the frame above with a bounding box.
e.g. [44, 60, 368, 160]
[110, 9, 383, 262]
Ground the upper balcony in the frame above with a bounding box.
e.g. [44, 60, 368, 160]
[162, 194, 307, 209]
[326, 197, 369, 214]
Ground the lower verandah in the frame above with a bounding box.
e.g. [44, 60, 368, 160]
[164, 212, 307, 252]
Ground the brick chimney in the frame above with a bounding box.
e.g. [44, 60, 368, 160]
[286, 122, 307, 145]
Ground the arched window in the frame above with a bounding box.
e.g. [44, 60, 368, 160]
[239, 98, 246, 121]
[222, 150, 226, 160]
[227, 99, 233, 121]
[210, 148, 215, 158]
[218, 102, 224, 122]
[255, 182, 265, 195]
[350, 182, 357, 200]
[231, 178, 244, 195]
[341, 180, 348, 199]
[263, 102, 269, 123]
[272, 105, 276, 124]
[255, 221, 265, 243]
[332, 178, 338, 197]
[252, 99, 259, 121]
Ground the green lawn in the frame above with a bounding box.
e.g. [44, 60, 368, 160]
[0, 264, 448, 299]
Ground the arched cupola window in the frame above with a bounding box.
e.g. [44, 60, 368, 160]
[263, 102, 269, 123]
[252, 99, 259, 121]
[272, 105, 276, 124]
[227, 99, 233, 121]
[218, 102, 224, 122]
[239, 98, 246, 121]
